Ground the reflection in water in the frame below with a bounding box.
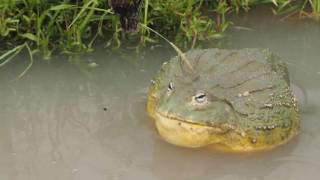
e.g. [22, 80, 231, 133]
[151, 139, 299, 180]
[1, 8, 320, 180]
[0, 104, 16, 179]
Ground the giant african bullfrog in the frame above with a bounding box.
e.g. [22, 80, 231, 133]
[147, 48, 300, 152]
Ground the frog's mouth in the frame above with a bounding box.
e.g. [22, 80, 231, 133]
[155, 110, 227, 131]
[153, 110, 231, 148]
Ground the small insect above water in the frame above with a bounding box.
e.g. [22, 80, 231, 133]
[108, 0, 143, 32]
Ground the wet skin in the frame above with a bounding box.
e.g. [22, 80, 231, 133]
[147, 48, 300, 152]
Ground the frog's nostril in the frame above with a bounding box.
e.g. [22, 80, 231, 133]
[168, 82, 174, 92]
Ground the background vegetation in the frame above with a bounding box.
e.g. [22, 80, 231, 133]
[0, 0, 319, 59]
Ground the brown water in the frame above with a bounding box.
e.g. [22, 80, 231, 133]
[1, 9, 320, 180]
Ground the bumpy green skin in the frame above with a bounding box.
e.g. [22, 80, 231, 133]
[148, 48, 300, 150]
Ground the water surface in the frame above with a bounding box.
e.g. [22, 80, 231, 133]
[1, 8, 320, 180]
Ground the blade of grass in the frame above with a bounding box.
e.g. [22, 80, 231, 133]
[68, 0, 98, 30]
[0, 43, 34, 78]
[18, 43, 34, 78]
[0, 44, 25, 67]
[139, 23, 194, 73]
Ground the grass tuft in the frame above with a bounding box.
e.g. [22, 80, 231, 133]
[0, 0, 319, 61]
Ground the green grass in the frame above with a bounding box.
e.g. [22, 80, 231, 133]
[0, 0, 320, 62]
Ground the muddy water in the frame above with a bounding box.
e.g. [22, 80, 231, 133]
[1, 10, 320, 180]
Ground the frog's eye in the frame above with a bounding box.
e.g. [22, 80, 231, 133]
[168, 82, 174, 92]
[194, 92, 207, 104]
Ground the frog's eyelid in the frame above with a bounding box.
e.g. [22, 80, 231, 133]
[196, 93, 206, 99]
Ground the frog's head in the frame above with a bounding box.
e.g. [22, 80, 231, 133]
[155, 79, 237, 129]
[147, 57, 248, 151]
